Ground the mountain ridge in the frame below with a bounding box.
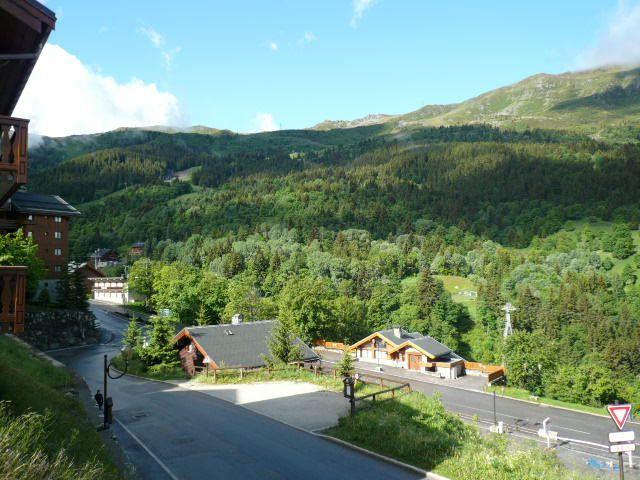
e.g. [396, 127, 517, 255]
[310, 64, 640, 140]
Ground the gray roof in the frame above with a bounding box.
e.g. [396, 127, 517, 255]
[182, 320, 318, 368]
[410, 336, 453, 358]
[378, 328, 423, 345]
[375, 328, 458, 359]
[11, 191, 80, 216]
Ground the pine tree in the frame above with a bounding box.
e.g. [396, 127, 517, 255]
[336, 347, 355, 378]
[268, 318, 302, 364]
[56, 266, 72, 308]
[124, 316, 143, 354]
[140, 315, 178, 366]
[71, 267, 88, 310]
[417, 267, 443, 316]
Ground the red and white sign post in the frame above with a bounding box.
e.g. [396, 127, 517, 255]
[607, 404, 634, 480]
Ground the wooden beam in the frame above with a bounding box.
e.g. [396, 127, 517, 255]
[0, 0, 42, 32]
[0, 53, 39, 60]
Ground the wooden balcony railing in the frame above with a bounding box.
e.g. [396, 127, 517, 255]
[0, 116, 28, 206]
[0, 266, 27, 334]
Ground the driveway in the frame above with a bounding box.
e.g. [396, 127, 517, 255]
[172, 380, 350, 431]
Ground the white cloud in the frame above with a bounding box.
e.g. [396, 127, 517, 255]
[350, 0, 376, 28]
[137, 26, 180, 69]
[137, 26, 164, 47]
[253, 113, 279, 132]
[13, 44, 182, 137]
[162, 47, 182, 69]
[578, 1, 640, 68]
[303, 31, 317, 43]
[269, 41, 279, 51]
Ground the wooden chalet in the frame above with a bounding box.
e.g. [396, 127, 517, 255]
[0, 0, 56, 333]
[69, 261, 104, 294]
[130, 242, 145, 256]
[350, 327, 465, 379]
[174, 317, 318, 376]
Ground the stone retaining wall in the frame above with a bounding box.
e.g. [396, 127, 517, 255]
[22, 309, 100, 350]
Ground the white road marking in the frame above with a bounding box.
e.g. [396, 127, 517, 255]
[556, 425, 592, 435]
[114, 418, 180, 480]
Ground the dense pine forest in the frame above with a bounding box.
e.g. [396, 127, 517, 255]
[27, 119, 640, 410]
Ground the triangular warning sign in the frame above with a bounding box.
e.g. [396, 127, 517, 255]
[607, 404, 632, 431]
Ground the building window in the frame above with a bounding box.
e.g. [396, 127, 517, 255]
[27, 214, 33, 221]
[54, 265, 62, 273]
[54, 248, 62, 256]
[54, 216, 62, 223]
[54, 231, 62, 239]
[26, 231, 32, 237]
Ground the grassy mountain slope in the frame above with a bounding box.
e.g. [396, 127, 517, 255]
[314, 65, 640, 141]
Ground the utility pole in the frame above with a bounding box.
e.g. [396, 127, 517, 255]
[501, 302, 516, 338]
[103, 354, 108, 430]
[493, 390, 497, 426]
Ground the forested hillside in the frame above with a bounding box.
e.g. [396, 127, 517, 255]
[24, 65, 640, 411]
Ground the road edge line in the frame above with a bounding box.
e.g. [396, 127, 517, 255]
[120, 372, 447, 479]
[114, 417, 180, 480]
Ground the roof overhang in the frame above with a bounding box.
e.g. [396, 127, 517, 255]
[387, 340, 443, 360]
[0, 0, 56, 115]
[173, 328, 216, 366]
[349, 331, 398, 351]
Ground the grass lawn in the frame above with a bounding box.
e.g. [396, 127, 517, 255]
[111, 355, 187, 381]
[326, 391, 591, 480]
[487, 385, 607, 416]
[113, 356, 388, 399]
[0, 335, 123, 479]
[195, 365, 345, 391]
[193, 364, 393, 398]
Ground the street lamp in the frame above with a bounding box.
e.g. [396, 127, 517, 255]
[102, 345, 133, 430]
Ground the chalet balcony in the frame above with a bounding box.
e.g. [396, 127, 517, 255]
[0, 115, 28, 206]
[0, 266, 27, 334]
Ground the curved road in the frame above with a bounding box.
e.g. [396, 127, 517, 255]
[51, 307, 421, 480]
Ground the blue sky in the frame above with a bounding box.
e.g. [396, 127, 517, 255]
[18, 0, 640, 136]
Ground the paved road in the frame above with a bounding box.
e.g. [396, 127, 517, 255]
[51, 308, 421, 480]
[320, 351, 640, 477]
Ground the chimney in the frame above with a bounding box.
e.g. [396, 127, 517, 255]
[393, 327, 403, 339]
[231, 313, 244, 325]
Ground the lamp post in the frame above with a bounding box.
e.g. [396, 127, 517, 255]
[102, 346, 133, 430]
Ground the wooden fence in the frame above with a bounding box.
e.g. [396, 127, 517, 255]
[463, 361, 505, 383]
[314, 340, 348, 351]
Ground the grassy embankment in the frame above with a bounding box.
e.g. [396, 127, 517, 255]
[326, 391, 592, 480]
[0, 335, 122, 480]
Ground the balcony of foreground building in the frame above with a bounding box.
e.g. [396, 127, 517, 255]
[0, 266, 27, 334]
[0, 115, 28, 206]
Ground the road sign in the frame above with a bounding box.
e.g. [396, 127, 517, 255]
[610, 443, 636, 454]
[609, 431, 635, 443]
[607, 404, 632, 431]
